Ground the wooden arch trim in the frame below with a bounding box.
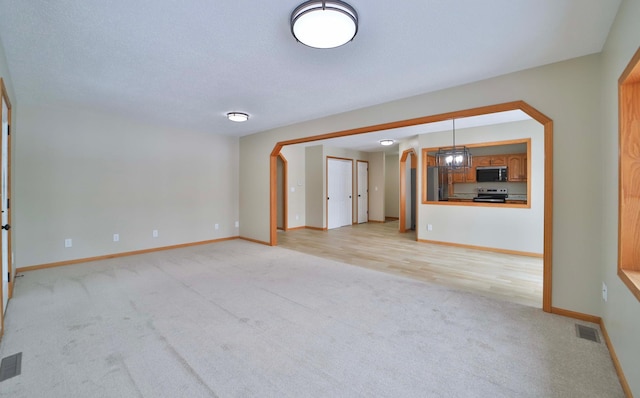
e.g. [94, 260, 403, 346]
[269, 100, 553, 312]
[399, 148, 417, 233]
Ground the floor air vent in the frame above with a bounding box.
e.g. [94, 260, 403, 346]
[0, 352, 22, 382]
[575, 324, 600, 343]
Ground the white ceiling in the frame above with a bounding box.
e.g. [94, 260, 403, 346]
[0, 1, 621, 138]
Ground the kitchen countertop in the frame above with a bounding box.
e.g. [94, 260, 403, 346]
[449, 193, 528, 201]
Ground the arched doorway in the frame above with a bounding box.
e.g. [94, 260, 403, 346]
[269, 100, 553, 312]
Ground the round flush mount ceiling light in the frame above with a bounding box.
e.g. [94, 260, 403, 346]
[227, 112, 249, 122]
[379, 139, 394, 146]
[290, 0, 358, 49]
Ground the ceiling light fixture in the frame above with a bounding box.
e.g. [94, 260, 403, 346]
[435, 119, 472, 172]
[379, 139, 395, 146]
[290, 0, 358, 49]
[227, 112, 249, 122]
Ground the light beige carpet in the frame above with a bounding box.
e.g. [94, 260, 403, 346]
[0, 240, 624, 397]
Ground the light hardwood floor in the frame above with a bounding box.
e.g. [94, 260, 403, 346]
[278, 221, 543, 308]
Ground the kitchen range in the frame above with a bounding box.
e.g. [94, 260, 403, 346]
[473, 187, 508, 203]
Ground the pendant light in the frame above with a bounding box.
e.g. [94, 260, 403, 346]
[435, 119, 472, 172]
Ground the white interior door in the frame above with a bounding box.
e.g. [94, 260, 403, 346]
[357, 161, 368, 223]
[1, 95, 8, 313]
[327, 158, 353, 229]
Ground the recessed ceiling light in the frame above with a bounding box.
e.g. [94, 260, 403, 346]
[227, 112, 249, 122]
[379, 139, 394, 146]
[290, 0, 358, 49]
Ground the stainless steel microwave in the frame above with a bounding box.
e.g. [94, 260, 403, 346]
[476, 166, 508, 182]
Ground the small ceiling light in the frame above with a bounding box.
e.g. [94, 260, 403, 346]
[291, 0, 358, 49]
[379, 139, 394, 146]
[227, 112, 249, 122]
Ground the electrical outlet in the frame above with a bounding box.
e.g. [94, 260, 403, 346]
[64, 238, 72, 248]
[427, 224, 433, 231]
[152, 229, 158, 238]
[602, 282, 608, 302]
[113, 234, 119, 242]
[215, 223, 219, 230]
[296, 214, 299, 220]
[235, 221, 239, 228]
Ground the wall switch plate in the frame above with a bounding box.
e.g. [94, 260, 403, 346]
[296, 214, 299, 220]
[235, 221, 239, 228]
[602, 282, 608, 302]
[291, 187, 295, 193]
[215, 223, 219, 230]
[113, 234, 119, 242]
[64, 238, 72, 248]
[152, 230, 158, 238]
[427, 224, 433, 231]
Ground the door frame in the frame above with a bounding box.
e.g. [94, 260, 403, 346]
[269, 100, 553, 312]
[399, 148, 417, 234]
[0, 78, 13, 338]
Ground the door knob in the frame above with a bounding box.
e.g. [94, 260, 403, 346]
[1, 224, 10, 230]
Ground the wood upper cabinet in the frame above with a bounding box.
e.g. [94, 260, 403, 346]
[426, 155, 436, 167]
[474, 155, 506, 167]
[507, 153, 527, 182]
[465, 161, 476, 182]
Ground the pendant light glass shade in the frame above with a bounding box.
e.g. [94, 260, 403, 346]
[435, 120, 472, 172]
[291, 1, 358, 49]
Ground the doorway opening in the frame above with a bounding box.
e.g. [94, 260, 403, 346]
[269, 101, 553, 312]
[276, 153, 288, 231]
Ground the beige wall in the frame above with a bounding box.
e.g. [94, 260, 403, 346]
[599, 0, 640, 394]
[240, 53, 602, 316]
[0, 39, 14, 101]
[384, 154, 399, 218]
[279, 145, 306, 229]
[304, 145, 324, 229]
[419, 120, 544, 254]
[15, 104, 240, 267]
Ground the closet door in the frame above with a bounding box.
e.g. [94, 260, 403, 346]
[327, 158, 353, 229]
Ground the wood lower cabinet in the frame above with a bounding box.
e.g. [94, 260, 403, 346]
[507, 154, 527, 182]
